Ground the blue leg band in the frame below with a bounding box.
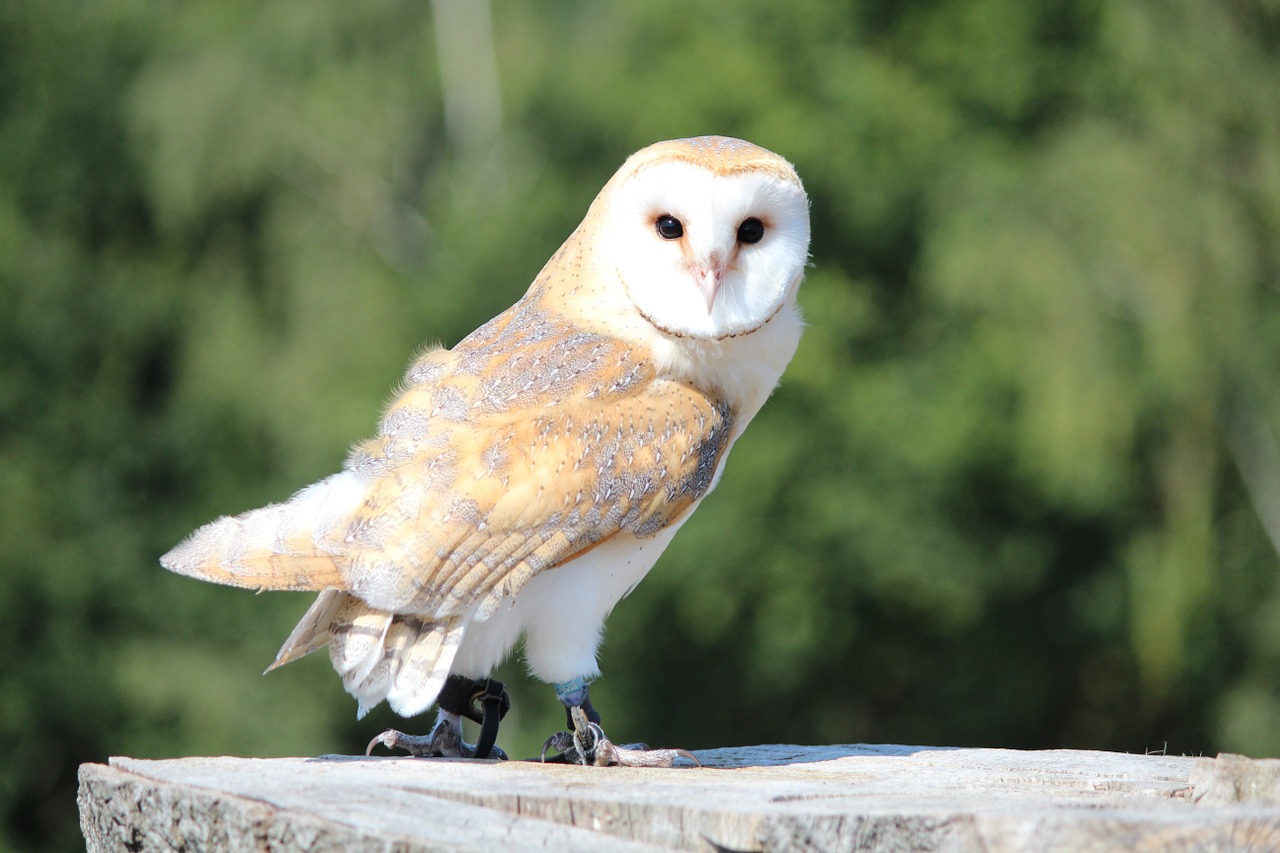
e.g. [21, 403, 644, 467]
[552, 676, 591, 707]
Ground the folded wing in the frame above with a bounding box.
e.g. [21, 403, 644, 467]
[161, 304, 735, 625]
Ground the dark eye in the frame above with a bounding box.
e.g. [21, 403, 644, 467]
[655, 214, 684, 240]
[737, 217, 765, 244]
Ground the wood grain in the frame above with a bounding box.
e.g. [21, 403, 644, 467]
[78, 745, 1280, 851]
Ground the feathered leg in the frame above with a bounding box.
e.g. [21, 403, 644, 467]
[540, 679, 698, 768]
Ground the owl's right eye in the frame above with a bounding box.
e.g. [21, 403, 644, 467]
[655, 214, 684, 240]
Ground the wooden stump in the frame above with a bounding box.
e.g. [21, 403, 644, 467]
[78, 744, 1280, 851]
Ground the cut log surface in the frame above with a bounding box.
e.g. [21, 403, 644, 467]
[78, 744, 1280, 851]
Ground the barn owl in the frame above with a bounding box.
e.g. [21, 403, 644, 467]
[162, 136, 810, 766]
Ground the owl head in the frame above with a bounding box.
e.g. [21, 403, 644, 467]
[595, 137, 810, 341]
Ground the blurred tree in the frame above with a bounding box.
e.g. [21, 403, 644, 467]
[2, 0, 1279, 850]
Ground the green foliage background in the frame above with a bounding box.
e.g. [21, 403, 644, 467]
[3, 0, 1280, 848]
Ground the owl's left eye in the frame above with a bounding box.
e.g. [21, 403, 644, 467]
[655, 214, 684, 240]
[737, 217, 765, 244]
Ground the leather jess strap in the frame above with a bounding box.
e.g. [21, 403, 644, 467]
[436, 675, 510, 760]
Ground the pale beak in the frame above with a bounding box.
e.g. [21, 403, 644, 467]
[695, 260, 726, 314]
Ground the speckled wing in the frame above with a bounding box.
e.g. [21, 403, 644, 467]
[162, 298, 735, 620]
[339, 299, 734, 619]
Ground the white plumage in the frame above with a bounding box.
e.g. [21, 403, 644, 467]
[162, 136, 810, 764]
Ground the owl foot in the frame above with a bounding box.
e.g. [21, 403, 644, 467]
[366, 712, 508, 760]
[540, 705, 699, 767]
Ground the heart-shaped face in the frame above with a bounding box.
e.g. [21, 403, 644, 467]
[600, 138, 810, 341]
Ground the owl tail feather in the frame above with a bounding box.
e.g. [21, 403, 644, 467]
[160, 471, 366, 591]
[271, 591, 471, 717]
[271, 591, 467, 719]
[265, 588, 346, 673]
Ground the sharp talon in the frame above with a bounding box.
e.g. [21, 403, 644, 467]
[366, 729, 398, 756]
[367, 728, 439, 757]
[364, 720, 498, 759]
[541, 731, 574, 762]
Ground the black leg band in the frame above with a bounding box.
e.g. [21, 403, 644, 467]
[436, 675, 510, 760]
